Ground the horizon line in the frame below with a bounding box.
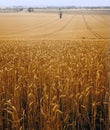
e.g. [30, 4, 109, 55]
[0, 5, 110, 8]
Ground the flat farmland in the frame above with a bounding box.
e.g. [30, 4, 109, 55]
[0, 9, 110, 40]
[0, 9, 110, 130]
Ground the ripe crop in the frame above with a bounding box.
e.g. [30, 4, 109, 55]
[0, 40, 109, 130]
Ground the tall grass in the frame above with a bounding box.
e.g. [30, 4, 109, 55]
[0, 40, 109, 130]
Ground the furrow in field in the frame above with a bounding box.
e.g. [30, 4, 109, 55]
[83, 15, 110, 39]
[82, 15, 105, 39]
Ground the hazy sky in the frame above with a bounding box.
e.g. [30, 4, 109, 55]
[0, 0, 110, 7]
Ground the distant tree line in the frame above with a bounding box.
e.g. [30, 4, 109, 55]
[28, 8, 34, 12]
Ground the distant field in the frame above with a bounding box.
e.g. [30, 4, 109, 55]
[0, 9, 110, 40]
[33, 9, 110, 15]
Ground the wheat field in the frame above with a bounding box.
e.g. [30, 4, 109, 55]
[0, 10, 110, 130]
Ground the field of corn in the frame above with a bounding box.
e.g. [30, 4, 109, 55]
[0, 40, 109, 130]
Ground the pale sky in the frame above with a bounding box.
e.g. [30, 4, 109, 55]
[0, 0, 110, 7]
